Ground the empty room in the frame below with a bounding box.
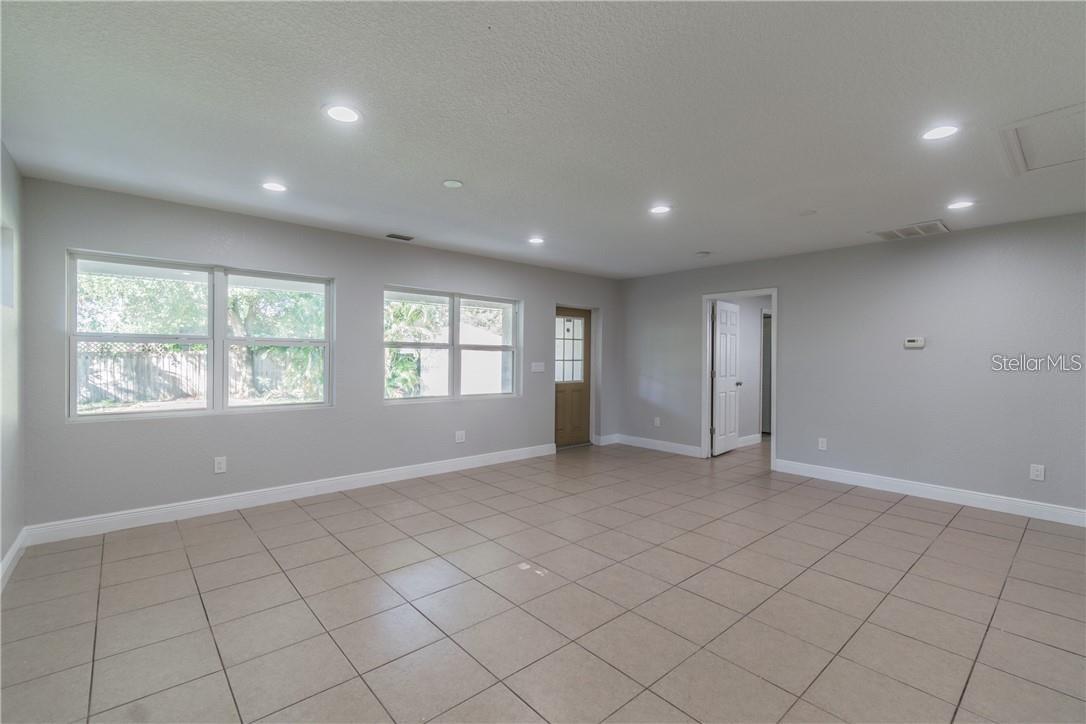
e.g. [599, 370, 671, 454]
[1, 2, 1084, 723]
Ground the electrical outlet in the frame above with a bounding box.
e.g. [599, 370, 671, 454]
[817, 438, 827, 451]
[455, 430, 466, 444]
[653, 417, 661, 428]
[1029, 464, 1045, 482]
[213, 456, 227, 474]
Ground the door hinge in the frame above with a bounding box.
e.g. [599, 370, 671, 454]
[710, 426, 715, 435]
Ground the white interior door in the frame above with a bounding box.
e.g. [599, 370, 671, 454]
[712, 300, 740, 455]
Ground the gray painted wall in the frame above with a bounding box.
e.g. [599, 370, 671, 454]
[21, 180, 624, 524]
[2, 147, 23, 557]
[621, 214, 1086, 509]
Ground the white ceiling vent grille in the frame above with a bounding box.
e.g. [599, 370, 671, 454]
[871, 220, 950, 242]
[999, 104, 1085, 176]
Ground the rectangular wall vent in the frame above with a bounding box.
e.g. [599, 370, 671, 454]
[871, 220, 950, 242]
[386, 233, 414, 241]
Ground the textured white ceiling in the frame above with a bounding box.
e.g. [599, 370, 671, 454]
[3, 2, 1083, 278]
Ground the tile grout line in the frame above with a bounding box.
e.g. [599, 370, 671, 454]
[949, 516, 1028, 722]
[180, 522, 246, 724]
[81, 538, 105, 723]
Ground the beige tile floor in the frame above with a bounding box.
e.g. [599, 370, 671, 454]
[2, 441, 1084, 723]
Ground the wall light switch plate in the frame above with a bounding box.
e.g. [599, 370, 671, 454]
[1029, 464, 1045, 481]
[530, 362, 545, 373]
[455, 430, 466, 443]
[653, 417, 661, 428]
[213, 456, 227, 474]
[817, 438, 827, 451]
[904, 337, 926, 349]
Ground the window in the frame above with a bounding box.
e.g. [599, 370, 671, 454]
[555, 313, 585, 382]
[70, 252, 332, 417]
[383, 288, 518, 399]
[73, 258, 211, 415]
[227, 274, 329, 406]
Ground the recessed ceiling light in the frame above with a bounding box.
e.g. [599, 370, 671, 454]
[261, 181, 287, 192]
[922, 125, 959, 140]
[798, 209, 818, 217]
[443, 179, 464, 189]
[947, 200, 975, 209]
[528, 236, 545, 245]
[695, 251, 711, 257]
[650, 205, 672, 215]
[323, 105, 360, 123]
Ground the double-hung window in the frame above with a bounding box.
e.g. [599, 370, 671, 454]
[70, 252, 332, 417]
[226, 274, 330, 407]
[72, 257, 212, 415]
[383, 288, 518, 399]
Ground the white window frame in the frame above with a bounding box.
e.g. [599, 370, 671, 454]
[383, 286, 520, 402]
[222, 269, 334, 410]
[67, 250, 334, 420]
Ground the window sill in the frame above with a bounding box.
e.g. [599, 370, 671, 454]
[67, 402, 334, 423]
[382, 393, 520, 406]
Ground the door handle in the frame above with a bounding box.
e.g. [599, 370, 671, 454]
[735, 381, 743, 386]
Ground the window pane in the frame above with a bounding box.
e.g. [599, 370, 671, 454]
[384, 291, 449, 344]
[572, 340, 583, 361]
[76, 341, 207, 414]
[461, 349, 513, 395]
[384, 347, 449, 398]
[555, 362, 563, 383]
[573, 318, 584, 339]
[573, 361, 583, 380]
[228, 275, 326, 339]
[460, 298, 514, 346]
[228, 344, 325, 406]
[76, 259, 208, 335]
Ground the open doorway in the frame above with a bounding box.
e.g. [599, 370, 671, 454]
[701, 288, 777, 459]
[554, 306, 591, 447]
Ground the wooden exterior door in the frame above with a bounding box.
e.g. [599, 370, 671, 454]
[555, 307, 590, 447]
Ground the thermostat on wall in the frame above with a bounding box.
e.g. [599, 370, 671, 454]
[904, 337, 926, 349]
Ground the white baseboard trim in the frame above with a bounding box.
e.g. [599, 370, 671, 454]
[604, 434, 704, 458]
[595, 434, 621, 446]
[736, 434, 765, 448]
[1, 527, 29, 589]
[17, 443, 557, 550]
[775, 459, 1086, 527]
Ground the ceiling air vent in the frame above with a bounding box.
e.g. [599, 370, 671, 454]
[871, 220, 950, 242]
[386, 233, 414, 241]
